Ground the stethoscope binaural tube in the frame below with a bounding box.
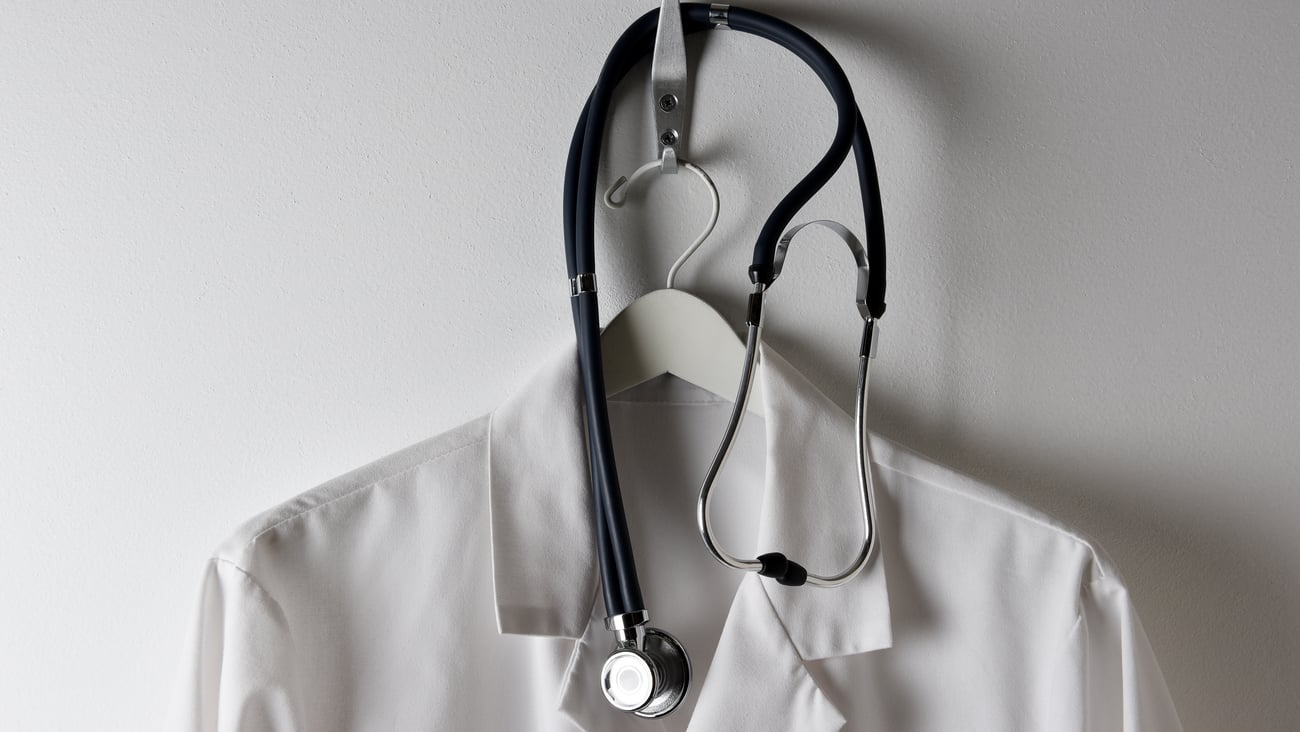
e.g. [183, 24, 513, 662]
[698, 221, 881, 587]
[562, 3, 888, 717]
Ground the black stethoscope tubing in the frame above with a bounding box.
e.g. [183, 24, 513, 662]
[563, 3, 887, 620]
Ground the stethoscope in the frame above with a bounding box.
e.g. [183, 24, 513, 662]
[563, 3, 887, 718]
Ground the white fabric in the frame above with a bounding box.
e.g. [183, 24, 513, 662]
[167, 343, 1182, 731]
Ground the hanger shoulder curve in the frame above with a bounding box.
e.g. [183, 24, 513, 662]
[600, 288, 765, 416]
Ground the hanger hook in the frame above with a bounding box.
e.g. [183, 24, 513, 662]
[603, 159, 720, 289]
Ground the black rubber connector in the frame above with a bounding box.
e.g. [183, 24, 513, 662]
[757, 552, 809, 586]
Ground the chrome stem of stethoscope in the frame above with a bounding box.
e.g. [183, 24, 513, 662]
[697, 223, 880, 588]
[824, 314, 879, 588]
[696, 282, 769, 574]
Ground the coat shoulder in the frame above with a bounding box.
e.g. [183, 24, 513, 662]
[870, 432, 1120, 585]
[213, 414, 491, 567]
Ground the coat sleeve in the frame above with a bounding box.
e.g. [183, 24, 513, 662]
[166, 558, 303, 732]
[1045, 573, 1183, 731]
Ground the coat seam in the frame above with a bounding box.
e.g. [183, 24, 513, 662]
[238, 435, 488, 551]
[209, 557, 294, 632]
[873, 460, 1109, 578]
[755, 577, 808, 664]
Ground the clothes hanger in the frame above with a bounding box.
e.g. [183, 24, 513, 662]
[598, 165, 766, 416]
[598, 7, 764, 417]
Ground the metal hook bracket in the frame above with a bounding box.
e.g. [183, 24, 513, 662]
[652, 0, 688, 173]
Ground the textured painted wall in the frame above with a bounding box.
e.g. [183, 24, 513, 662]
[1, 1, 1296, 728]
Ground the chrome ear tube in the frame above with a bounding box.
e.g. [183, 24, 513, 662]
[697, 221, 881, 588]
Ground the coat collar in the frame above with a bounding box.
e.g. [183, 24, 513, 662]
[488, 341, 892, 729]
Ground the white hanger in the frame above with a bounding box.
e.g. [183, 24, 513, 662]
[599, 162, 765, 416]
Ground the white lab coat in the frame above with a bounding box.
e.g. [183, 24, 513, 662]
[168, 343, 1182, 731]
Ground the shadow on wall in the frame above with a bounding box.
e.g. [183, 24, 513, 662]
[601, 3, 1297, 730]
[771, 5, 1299, 731]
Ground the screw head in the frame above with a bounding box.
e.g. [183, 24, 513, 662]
[659, 129, 679, 147]
[658, 94, 678, 112]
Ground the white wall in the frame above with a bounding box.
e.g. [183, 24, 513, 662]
[2, 1, 1296, 728]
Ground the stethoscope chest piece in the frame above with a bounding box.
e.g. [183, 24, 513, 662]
[601, 613, 691, 717]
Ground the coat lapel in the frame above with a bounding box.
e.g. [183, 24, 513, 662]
[687, 346, 893, 730]
[487, 348, 598, 639]
[490, 344, 893, 730]
[686, 573, 848, 731]
[753, 345, 893, 662]
[553, 574, 848, 732]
